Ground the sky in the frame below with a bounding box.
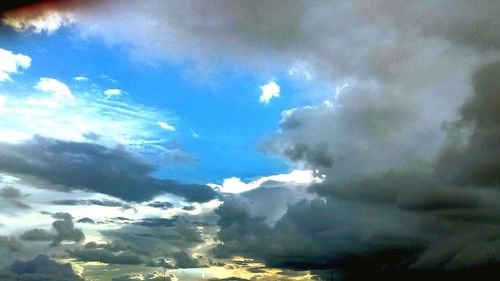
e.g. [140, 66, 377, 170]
[1, 1, 500, 280]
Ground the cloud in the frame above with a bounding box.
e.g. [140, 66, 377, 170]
[214, 59, 500, 275]
[0, 255, 83, 281]
[0, 186, 22, 200]
[259, 81, 280, 104]
[211, 59, 500, 275]
[51, 198, 133, 209]
[70, 248, 144, 265]
[19, 212, 85, 246]
[112, 272, 177, 281]
[50, 212, 85, 246]
[172, 251, 203, 268]
[35, 77, 74, 100]
[84, 240, 147, 255]
[208, 169, 323, 194]
[2, 3, 74, 34]
[20, 228, 54, 241]
[0, 186, 30, 209]
[5, 0, 500, 278]
[0, 48, 31, 82]
[104, 88, 122, 98]
[158, 121, 176, 131]
[134, 217, 177, 228]
[74, 76, 89, 81]
[147, 201, 174, 209]
[0, 235, 23, 252]
[0, 136, 218, 202]
[77, 217, 95, 224]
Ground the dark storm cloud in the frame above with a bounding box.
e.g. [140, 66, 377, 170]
[21, 212, 85, 246]
[0, 255, 84, 281]
[0, 186, 30, 209]
[84, 240, 148, 255]
[283, 142, 333, 168]
[70, 248, 144, 265]
[51, 213, 85, 246]
[20, 228, 54, 241]
[215, 59, 500, 275]
[147, 201, 174, 210]
[436, 60, 500, 187]
[0, 236, 23, 252]
[134, 217, 177, 227]
[172, 251, 203, 268]
[51, 198, 133, 209]
[0, 186, 22, 200]
[0, 136, 218, 202]
[77, 217, 95, 224]
[213, 57, 500, 274]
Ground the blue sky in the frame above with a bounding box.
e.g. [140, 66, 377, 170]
[0, 26, 314, 184]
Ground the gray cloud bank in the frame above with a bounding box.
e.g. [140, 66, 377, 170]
[0, 136, 218, 203]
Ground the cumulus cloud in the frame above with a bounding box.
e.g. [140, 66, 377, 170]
[0, 136, 218, 202]
[259, 81, 280, 104]
[50, 212, 85, 246]
[0, 186, 30, 209]
[20, 212, 84, 246]
[215, 60, 500, 277]
[35, 77, 74, 100]
[0, 48, 31, 82]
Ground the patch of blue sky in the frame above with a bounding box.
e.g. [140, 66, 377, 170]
[0, 26, 314, 183]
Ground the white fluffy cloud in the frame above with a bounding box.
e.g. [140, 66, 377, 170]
[35, 78, 74, 100]
[0, 48, 31, 82]
[259, 81, 280, 104]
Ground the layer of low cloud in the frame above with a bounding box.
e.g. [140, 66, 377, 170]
[0, 136, 218, 202]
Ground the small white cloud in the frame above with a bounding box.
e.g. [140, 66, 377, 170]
[0, 48, 31, 82]
[158, 121, 176, 131]
[104, 88, 122, 98]
[209, 170, 324, 194]
[190, 129, 200, 138]
[74, 76, 89, 82]
[259, 81, 280, 104]
[35, 78, 74, 99]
